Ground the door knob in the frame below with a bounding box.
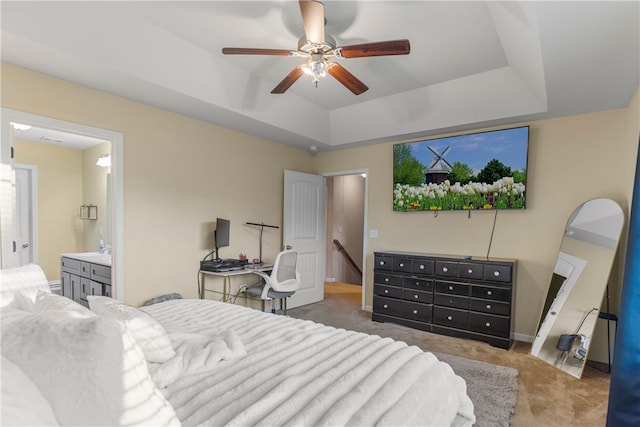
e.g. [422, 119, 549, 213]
[285, 245, 292, 250]
[22, 243, 29, 248]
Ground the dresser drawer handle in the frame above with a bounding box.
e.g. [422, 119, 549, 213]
[384, 289, 389, 294]
[399, 262, 404, 267]
[468, 269, 473, 274]
[485, 322, 491, 327]
[493, 271, 500, 277]
[413, 309, 418, 314]
[419, 264, 425, 270]
[442, 266, 449, 272]
[486, 290, 493, 296]
[447, 316, 453, 321]
[385, 278, 390, 282]
[414, 294, 419, 299]
[448, 285, 454, 291]
[486, 304, 492, 309]
[379, 261, 386, 266]
[383, 304, 388, 309]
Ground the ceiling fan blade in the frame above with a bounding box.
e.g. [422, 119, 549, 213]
[222, 47, 293, 56]
[299, 0, 325, 44]
[327, 63, 368, 95]
[339, 39, 411, 58]
[271, 67, 305, 94]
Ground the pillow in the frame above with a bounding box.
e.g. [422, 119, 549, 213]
[34, 290, 95, 318]
[1, 310, 180, 426]
[0, 263, 50, 309]
[88, 296, 176, 363]
[1, 355, 59, 426]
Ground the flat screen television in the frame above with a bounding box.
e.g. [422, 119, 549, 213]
[393, 126, 529, 211]
[214, 218, 230, 260]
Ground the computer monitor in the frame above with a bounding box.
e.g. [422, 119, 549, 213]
[214, 218, 230, 261]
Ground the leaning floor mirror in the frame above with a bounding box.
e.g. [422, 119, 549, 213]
[531, 198, 624, 378]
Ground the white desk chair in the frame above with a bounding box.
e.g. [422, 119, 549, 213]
[246, 250, 300, 314]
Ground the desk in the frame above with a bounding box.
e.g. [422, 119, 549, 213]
[199, 265, 273, 302]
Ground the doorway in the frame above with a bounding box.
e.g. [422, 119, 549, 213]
[0, 108, 124, 299]
[323, 170, 368, 310]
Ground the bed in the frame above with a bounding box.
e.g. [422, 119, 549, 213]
[1, 264, 475, 426]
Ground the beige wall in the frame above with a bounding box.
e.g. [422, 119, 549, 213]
[315, 89, 640, 342]
[82, 142, 111, 252]
[14, 139, 84, 279]
[2, 63, 315, 305]
[3, 63, 639, 344]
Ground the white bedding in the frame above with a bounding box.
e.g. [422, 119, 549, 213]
[143, 299, 475, 427]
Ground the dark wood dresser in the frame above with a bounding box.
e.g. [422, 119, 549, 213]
[372, 251, 516, 349]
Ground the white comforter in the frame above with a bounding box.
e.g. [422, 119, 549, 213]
[143, 299, 475, 427]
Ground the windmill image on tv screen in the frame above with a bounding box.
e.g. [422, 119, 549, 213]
[393, 126, 529, 211]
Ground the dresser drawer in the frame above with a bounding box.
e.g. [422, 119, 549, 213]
[435, 281, 469, 296]
[374, 272, 402, 287]
[434, 307, 468, 329]
[435, 261, 459, 278]
[403, 277, 433, 292]
[374, 255, 393, 271]
[471, 285, 510, 302]
[412, 259, 434, 275]
[469, 312, 510, 338]
[483, 264, 512, 283]
[469, 298, 510, 316]
[374, 284, 402, 299]
[459, 262, 483, 280]
[434, 293, 469, 310]
[90, 264, 111, 285]
[402, 288, 433, 304]
[61, 257, 82, 275]
[373, 296, 403, 317]
[80, 262, 91, 278]
[402, 301, 432, 322]
[393, 257, 412, 272]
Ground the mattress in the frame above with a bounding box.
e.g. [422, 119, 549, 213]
[143, 299, 475, 426]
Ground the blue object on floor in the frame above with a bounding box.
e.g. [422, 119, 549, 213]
[607, 135, 640, 427]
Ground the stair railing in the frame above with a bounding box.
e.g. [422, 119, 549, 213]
[333, 239, 362, 278]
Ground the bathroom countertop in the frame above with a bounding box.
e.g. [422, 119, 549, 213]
[61, 252, 112, 267]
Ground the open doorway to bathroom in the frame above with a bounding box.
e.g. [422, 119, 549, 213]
[324, 172, 366, 308]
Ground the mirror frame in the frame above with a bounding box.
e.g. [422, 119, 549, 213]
[531, 198, 624, 378]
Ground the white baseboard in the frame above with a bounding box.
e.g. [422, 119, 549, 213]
[364, 305, 372, 312]
[513, 332, 534, 343]
[325, 277, 337, 282]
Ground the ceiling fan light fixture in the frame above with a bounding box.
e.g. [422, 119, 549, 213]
[222, 1, 410, 95]
[301, 54, 327, 86]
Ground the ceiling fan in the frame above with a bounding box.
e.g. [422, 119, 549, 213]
[221, 0, 410, 95]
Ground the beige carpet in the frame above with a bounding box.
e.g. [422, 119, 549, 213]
[288, 283, 610, 427]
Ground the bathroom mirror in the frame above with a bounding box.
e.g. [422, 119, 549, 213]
[531, 198, 624, 378]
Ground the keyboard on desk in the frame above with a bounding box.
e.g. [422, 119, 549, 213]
[200, 258, 248, 272]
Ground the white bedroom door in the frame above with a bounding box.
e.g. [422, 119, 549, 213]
[283, 170, 326, 308]
[15, 165, 37, 266]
